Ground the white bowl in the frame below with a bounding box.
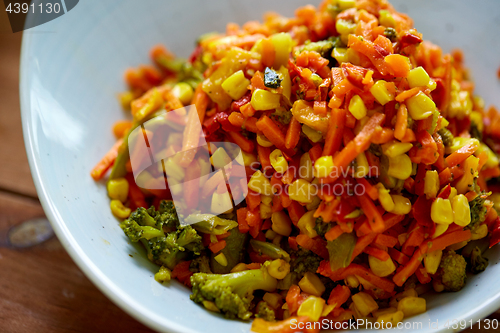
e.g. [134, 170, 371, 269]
[20, 0, 500, 332]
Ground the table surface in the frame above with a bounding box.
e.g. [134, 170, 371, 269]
[0, 32, 498, 333]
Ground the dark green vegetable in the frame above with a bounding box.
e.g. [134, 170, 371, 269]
[470, 122, 483, 141]
[438, 128, 454, 147]
[190, 254, 213, 274]
[190, 266, 278, 320]
[384, 27, 398, 42]
[467, 194, 488, 232]
[314, 217, 331, 238]
[470, 246, 489, 274]
[186, 214, 238, 235]
[326, 232, 357, 271]
[437, 250, 467, 292]
[264, 67, 282, 89]
[271, 107, 293, 125]
[297, 37, 341, 58]
[250, 240, 290, 262]
[211, 228, 249, 274]
[255, 301, 276, 321]
[289, 248, 322, 279]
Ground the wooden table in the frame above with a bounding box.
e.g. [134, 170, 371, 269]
[0, 32, 497, 333]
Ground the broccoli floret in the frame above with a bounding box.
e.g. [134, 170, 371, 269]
[190, 255, 212, 274]
[438, 250, 467, 292]
[255, 301, 275, 322]
[384, 27, 398, 42]
[264, 67, 282, 89]
[157, 200, 180, 229]
[120, 219, 164, 242]
[314, 217, 331, 238]
[129, 207, 157, 227]
[468, 195, 488, 232]
[290, 248, 322, 279]
[470, 246, 489, 274]
[190, 266, 278, 320]
[438, 128, 454, 147]
[271, 107, 293, 125]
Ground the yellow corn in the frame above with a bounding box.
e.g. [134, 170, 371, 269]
[306, 195, 322, 211]
[272, 234, 283, 246]
[203, 300, 220, 313]
[172, 82, 194, 105]
[377, 311, 404, 328]
[452, 194, 471, 226]
[271, 33, 292, 69]
[211, 192, 233, 214]
[352, 292, 379, 317]
[407, 67, 430, 88]
[381, 141, 413, 158]
[387, 154, 412, 180]
[221, 70, 250, 100]
[369, 256, 396, 277]
[263, 293, 283, 309]
[424, 170, 440, 199]
[354, 152, 370, 178]
[214, 253, 228, 266]
[448, 186, 458, 201]
[297, 296, 325, 322]
[445, 137, 479, 154]
[288, 179, 315, 204]
[349, 95, 367, 120]
[373, 307, 397, 319]
[302, 124, 323, 143]
[211, 147, 232, 170]
[390, 289, 418, 308]
[257, 133, 274, 147]
[260, 202, 273, 219]
[119, 91, 134, 109]
[397, 297, 426, 318]
[265, 229, 277, 240]
[432, 223, 449, 238]
[230, 263, 249, 273]
[240, 151, 258, 167]
[471, 224, 488, 240]
[251, 89, 281, 110]
[433, 279, 445, 293]
[338, 0, 356, 9]
[332, 47, 349, 64]
[431, 198, 454, 224]
[427, 79, 437, 91]
[314, 156, 334, 178]
[248, 170, 273, 196]
[378, 10, 396, 28]
[490, 193, 500, 213]
[278, 66, 292, 101]
[299, 152, 315, 182]
[406, 91, 436, 120]
[261, 194, 273, 205]
[154, 266, 172, 283]
[336, 19, 356, 35]
[107, 178, 129, 203]
[321, 304, 336, 317]
[110, 199, 131, 219]
[164, 157, 185, 181]
[376, 183, 395, 212]
[470, 111, 484, 132]
[271, 211, 292, 236]
[456, 155, 479, 194]
[424, 250, 442, 275]
[269, 149, 288, 174]
[390, 195, 412, 214]
[297, 210, 318, 238]
[267, 259, 290, 279]
[299, 272, 326, 297]
[345, 209, 363, 219]
[370, 80, 394, 106]
[345, 275, 360, 288]
[476, 143, 499, 169]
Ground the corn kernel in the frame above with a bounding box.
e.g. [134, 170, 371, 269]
[110, 199, 131, 219]
[221, 70, 250, 100]
[299, 272, 326, 297]
[211, 191, 233, 215]
[433, 279, 445, 293]
[257, 133, 274, 148]
[471, 224, 488, 240]
[269, 149, 288, 174]
[424, 250, 442, 275]
[345, 275, 360, 288]
[431, 198, 453, 224]
[263, 293, 283, 309]
[211, 147, 232, 170]
[349, 95, 367, 120]
[214, 253, 228, 266]
[288, 179, 315, 204]
[452, 194, 471, 227]
[240, 151, 258, 167]
[390, 289, 418, 309]
[271, 211, 292, 236]
[299, 152, 315, 182]
[370, 80, 394, 106]
[164, 157, 185, 181]
[406, 91, 436, 120]
[306, 195, 322, 211]
[336, 19, 356, 35]
[448, 186, 458, 201]
[265, 229, 277, 240]
[260, 202, 273, 219]
[107, 178, 129, 203]
[397, 297, 426, 318]
[230, 263, 249, 273]
[432, 223, 449, 238]
[390, 195, 411, 214]
[424, 170, 439, 199]
[267, 259, 290, 279]
[297, 296, 325, 322]
[381, 141, 413, 158]
[369, 255, 396, 277]
[251, 89, 281, 110]
[278, 66, 292, 101]
[332, 47, 349, 64]
[387, 154, 412, 180]
[379, 10, 396, 28]
[470, 111, 484, 132]
[354, 152, 370, 178]
[154, 266, 172, 283]
[376, 183, 395, 212]
[321, 304, 336, 317]
[456, 155, 479, 194]
[407, 67, 430, 88]
[352, 292, 379, 317]
[338, 0, 356, 9]
[373, 307, 397, 319]
[271, 33, 292, 69]
[377, 310, 404, 328]
[476, 143, 499, 169]
[172, 82, 194, 105]
[297, 210, 318, 239]
[427, 79, 437, 91]
[314, 156, 334, 178]
[248, 170, 273, 196]
[302, 124, 323, 143]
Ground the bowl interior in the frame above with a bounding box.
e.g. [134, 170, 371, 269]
[21, 0, 500, 332]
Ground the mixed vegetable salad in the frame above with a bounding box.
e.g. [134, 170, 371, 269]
[91, 0, 500, 331]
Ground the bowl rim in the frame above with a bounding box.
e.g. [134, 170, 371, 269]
[18, 16, 500, 333]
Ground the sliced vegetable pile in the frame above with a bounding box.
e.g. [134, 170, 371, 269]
[92, 0, 500, 330]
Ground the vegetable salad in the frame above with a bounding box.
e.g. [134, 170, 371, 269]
[92, 0, 500, 331]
